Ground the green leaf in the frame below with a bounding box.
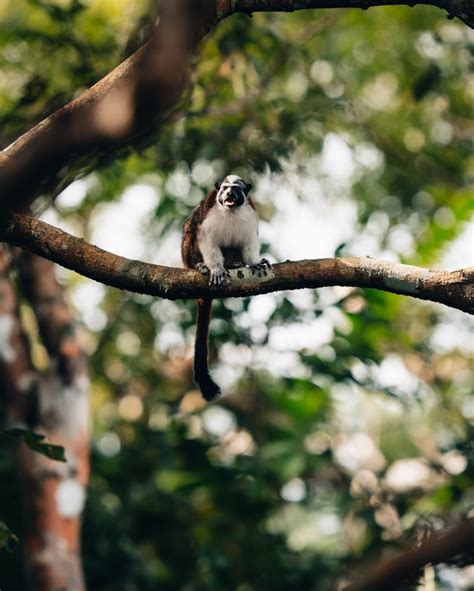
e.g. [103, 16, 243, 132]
[2, 429, 67, 462]
[0, 521, 19, 553]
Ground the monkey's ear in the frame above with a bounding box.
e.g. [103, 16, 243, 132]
[214, 180, 221, 190]
[245, 182, 253, 194]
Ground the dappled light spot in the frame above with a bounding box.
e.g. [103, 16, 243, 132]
[440, 450, 467, 476]
[361, 72, 399, 111]
[372, 354, 419, 397]
[202, 406, 236, 439]
[0, 314, 16, 362]
[118, 394, 143, 421]
[385, 458, 444, 493]
[179, 390, 206, 414]
[285, 72, 308, 102]
[403, 127, 426, 152]
[374, 503, 402, 540]
[212, 430, 257, 464]
[304, 431, 329, 455]
[350, 469, 379, 497]
[148, 405, 170, 430]
[55, 479, 86, 518]
[310, 60, 333, 85]
[105, 359, 130, 383]
[281, 478, 306, 502]
[334, 433, 386, 474]
[434, 206, 456, 229]
[57, 178, 89, 209]
[116, 330, 141, 356]
[97, 432, 121, 457]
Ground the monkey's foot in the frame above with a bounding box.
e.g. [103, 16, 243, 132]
[249, 258, 272, 277]
[209, 267, 229, 287]
[195, 263, 210, 276]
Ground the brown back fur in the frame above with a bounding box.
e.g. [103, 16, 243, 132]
[181, 188, 217, 269]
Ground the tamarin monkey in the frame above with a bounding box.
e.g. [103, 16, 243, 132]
[181, 175, 271, 401]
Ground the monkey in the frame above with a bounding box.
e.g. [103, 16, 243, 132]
[181, 175, 271, 401]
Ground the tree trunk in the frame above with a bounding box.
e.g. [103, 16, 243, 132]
[0, 248, 90, 591]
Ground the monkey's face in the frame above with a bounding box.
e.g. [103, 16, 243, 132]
[215, 175, 252, 211]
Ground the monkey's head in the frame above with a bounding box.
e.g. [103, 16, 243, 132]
[215, 175, 252, 211]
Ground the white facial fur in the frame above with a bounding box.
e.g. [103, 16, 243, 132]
[198, 182, 260, 281]
[222, 174, 244, 185]
[216, 175, 249, 210]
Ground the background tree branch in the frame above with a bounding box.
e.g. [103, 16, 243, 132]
[1, 213, 472, 313]
[224, 0, 473, 27]
[345, 517, 474, 591]
[0, 0, 471, 219]
[0, 0, 216, 218]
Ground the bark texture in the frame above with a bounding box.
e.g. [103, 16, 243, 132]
[0, 248, 90, 591]
[2, 213, 472, 313]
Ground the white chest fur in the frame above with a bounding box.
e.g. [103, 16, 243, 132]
[198, 203, 258, 250]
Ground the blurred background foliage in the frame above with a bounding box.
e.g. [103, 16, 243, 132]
[0, 0, 473, 589]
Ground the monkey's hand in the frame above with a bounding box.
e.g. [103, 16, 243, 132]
[195, 263, 210, 276]
[209, 265, 229, 287]
[249, 258, 272, 277]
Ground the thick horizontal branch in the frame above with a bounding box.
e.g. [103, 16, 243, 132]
[1, 213, 472, 313]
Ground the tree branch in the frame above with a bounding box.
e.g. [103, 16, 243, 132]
[222, 0, 472, 28]
[0, 0, 471, 219]
[345, 517, 474, 591]
[18, 251, 88, 384]
[0, 247, 38, 425]
[0, 0, 217, 218]
[1, 213, 472, 313]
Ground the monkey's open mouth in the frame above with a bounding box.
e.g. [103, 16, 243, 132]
[222, 192, 244, 208]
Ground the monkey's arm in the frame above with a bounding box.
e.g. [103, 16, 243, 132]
[198, 236, 227, 286]
[241, 233, 261, 266]
[242, 233, 272, 275]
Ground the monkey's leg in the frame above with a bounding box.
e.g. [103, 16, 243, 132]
[199, 244, 228, 287]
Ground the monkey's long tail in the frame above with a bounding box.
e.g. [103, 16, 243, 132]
[194, 297, 221, 401]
